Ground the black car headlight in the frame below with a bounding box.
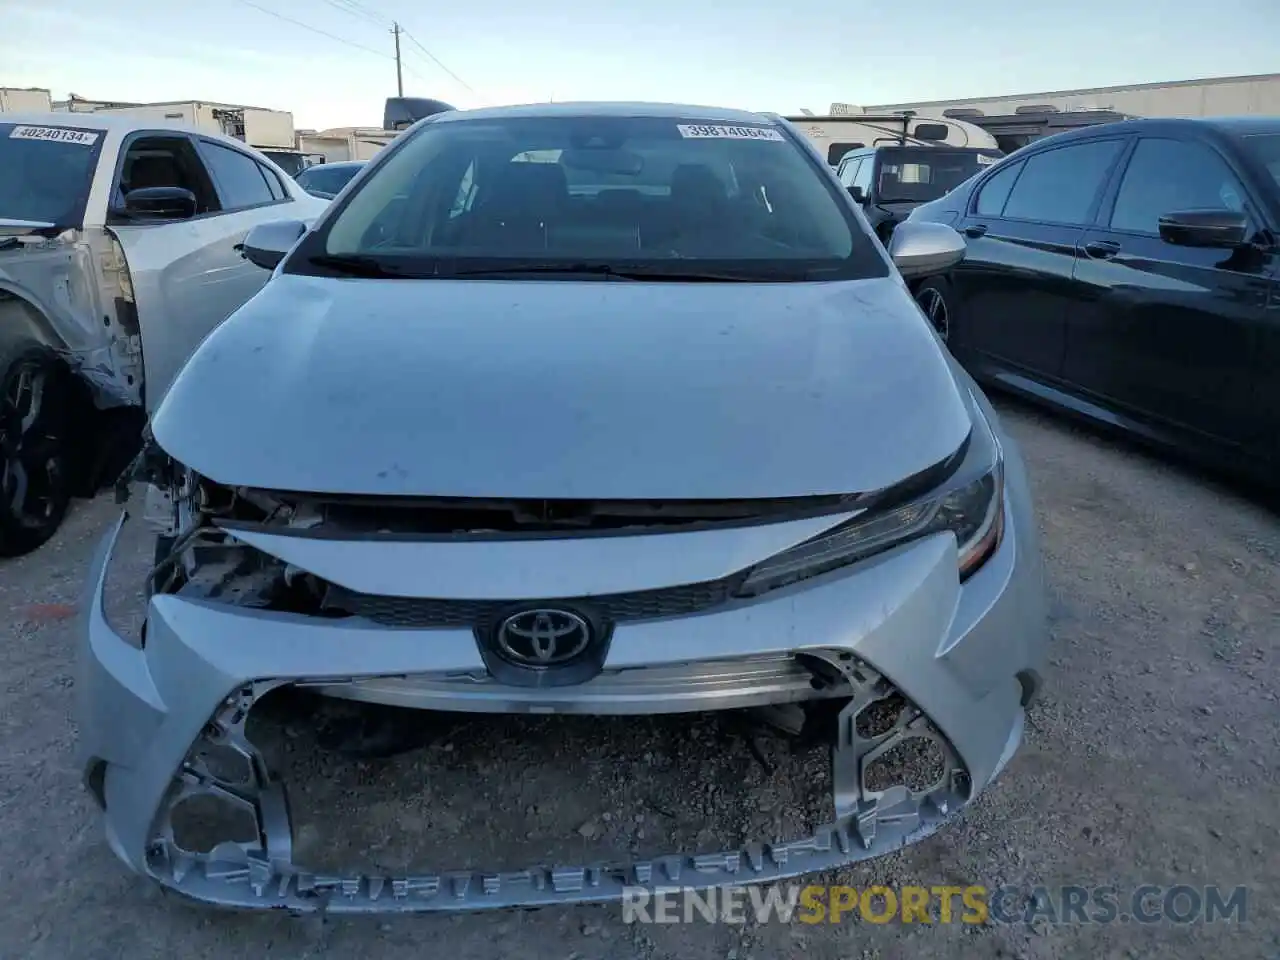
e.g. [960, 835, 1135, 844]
[735, 427, 1004, 598]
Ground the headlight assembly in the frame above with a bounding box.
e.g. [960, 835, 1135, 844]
[735, 429, 1004, 598]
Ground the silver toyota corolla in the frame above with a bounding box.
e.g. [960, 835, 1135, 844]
[78, 102, 1048, 913]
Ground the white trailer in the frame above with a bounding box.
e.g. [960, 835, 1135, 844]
[297, 127, 396, 163]
[0, 88, 54, 114]
[785, 110, 1000, 167]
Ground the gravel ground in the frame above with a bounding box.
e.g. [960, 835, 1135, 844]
[1, 399, 1277, 960]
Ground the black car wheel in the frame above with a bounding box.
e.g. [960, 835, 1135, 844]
[0, 344, 74, 557]
[914, 278, 952, 343]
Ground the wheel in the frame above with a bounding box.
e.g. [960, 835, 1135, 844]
[0, 344, 75, 557]
[913, 277, 953, 343]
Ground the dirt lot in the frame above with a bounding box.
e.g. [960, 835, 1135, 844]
[1, 400, 1277, 960]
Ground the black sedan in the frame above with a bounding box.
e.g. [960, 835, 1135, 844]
[906, 116, 1280, 487]
[294, 160, 366, 200]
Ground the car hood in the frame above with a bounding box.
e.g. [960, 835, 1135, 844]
[151, 273, 972, 499]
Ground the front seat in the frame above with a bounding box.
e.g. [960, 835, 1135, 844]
[665, 163, 730, 245]
[126, 155, 186, 192]
[471, 162, 570, 251]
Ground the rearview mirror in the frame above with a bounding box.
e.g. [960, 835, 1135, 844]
[237, 219, 307, 270]
[123, 186, 196, 221]
[847, 185, 867, 204]
[1158, 209, 1248, 248]
[559, 148, 644, 176]
[888, 221, 966, 279]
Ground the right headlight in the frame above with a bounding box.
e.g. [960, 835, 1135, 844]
[735, 427, 1004, 598]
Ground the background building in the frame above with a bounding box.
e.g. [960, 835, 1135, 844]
[846, 72, 1280, 121]
[0, 87, 52, 113]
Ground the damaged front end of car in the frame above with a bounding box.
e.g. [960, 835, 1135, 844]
[81, 408, 1042, 913]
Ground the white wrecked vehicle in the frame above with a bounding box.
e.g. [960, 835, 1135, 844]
[0, 114, 325, 555]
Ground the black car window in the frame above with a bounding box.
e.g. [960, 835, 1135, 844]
[1002, 140, 1124, 225]
[1110, 138, 1250, 235]
[196, 140, 276, 210]
[973, 160, 1023, 216]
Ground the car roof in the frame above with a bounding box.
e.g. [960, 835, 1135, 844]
[0, 111, 207, 134]
[432, 101, 774, 125]
[1028, 115, 1280, 150]
[0, 110, 283, 158]
[311, 160, 365, 169]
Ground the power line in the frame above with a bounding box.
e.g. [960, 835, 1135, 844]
[399, 27, 478, 96]
[317, 0, 390, 29]
[234, 0, 391, 59]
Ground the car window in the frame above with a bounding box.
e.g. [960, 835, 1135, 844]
[827, 142, 862, 167]
[852, 157, 874, 193]
[974, 160, 1023, 216]
[1001, 140, 1124, 225]
[298, 164, 362, 195]
[196, 141, 276, 210]
[261, 163, 287, 200]
[112, 135, 220, 218]
[837, 158, 861, 187]
[310, 114, 889, 282]
[1239, 133, 1280, 191]
[1110, 138, 1251, 235]
[0, 122, 105, 227]
[876, 148, 997, 204]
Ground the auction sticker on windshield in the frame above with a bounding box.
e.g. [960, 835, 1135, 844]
[9, 125, 100, 146]
[677, 124, 784, 141]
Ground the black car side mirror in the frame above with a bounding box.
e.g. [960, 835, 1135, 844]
[123, 186, 197, 221]
[847, 185, 867, 204]
[1157, 209, 1249, 249]
[237, 219, 308, 270]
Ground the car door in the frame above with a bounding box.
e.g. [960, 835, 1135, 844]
[109, 133, 310, 410]
[950, 137, 1129, 381]
[1066, 135, 1275, 448]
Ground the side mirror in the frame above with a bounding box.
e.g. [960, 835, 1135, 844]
[123, 186, 196, 221]
[1158, 209, 1248, 248]
[888, 221, 966, 279]
[847, 185, 867, 204]
[237, 219, 307, 270]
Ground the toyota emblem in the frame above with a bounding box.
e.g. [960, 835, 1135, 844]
[496, 609, 592, 666]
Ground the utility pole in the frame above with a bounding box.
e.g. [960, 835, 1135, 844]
[392, 22, 403, 97]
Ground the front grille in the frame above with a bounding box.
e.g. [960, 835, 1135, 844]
[322, 575, 743, 628]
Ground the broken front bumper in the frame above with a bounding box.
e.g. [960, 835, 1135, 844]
[77, 455, 1047, 913]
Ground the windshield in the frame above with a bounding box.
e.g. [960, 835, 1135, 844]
[1240, 133, 1280, 191]
[0, 123, 104, 228]
[298, 164, 363, 194]
[297, 113, 886, 281]
[875, 148, 1001, 204]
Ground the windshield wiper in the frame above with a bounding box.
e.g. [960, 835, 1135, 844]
[306, 253, 407, 278]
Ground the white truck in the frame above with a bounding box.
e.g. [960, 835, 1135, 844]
[784, 110, 1001, 168]
[0, 113, 326, 555]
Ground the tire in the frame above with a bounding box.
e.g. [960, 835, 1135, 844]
[913, 276, 954, 343]
[0, 343, 76, 557]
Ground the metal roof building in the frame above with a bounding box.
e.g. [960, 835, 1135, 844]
[847, 72, 1280, 121]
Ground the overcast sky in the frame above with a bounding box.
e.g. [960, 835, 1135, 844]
[3, 0, 1278, 130]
